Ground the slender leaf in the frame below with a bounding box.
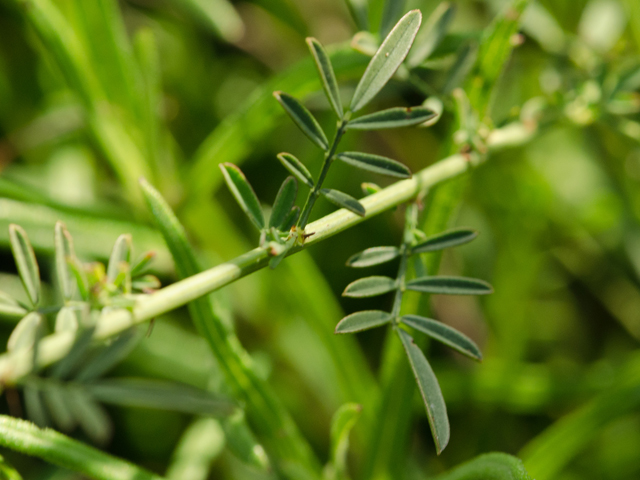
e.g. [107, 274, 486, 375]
[0, 291, 27, 318]
[219, 164, 265, 231]
[130, 251, 155, 277]
[397, 328, 449, 454]
[277, 153, 314, 188]
[401, 315, 482, 360]
[329, 403, 361, 476]
[54, 222, 75, 301]
[9, 224, 40, 307]
[343, 276, 396, 298]
[66, 387, 112, 445]
[346, 246, 400, 267]
[24, 384, 49, 428]
[7, 312, 42, 353]
[75, 330, 140, 382]
[320, 189, 366, 216]
[406, 276, 493, 295]
[336, 152, 411, 178]
[106, 234, 131, 284]
[42, 382, 76, 431]
[410, 228, 478, 254]
[270, 177, 298, 229]
[408, 3, 456, 67]
[273, 91, 329, 150]
[306, 38, 343, 119]
[350, 10, 422, 112]
[55, 307, 78, 333]
[67, 257, 89, 301]
[281, 206, 300, 231]
[346, 106, 436, 130]
[335, 310, 393, 333]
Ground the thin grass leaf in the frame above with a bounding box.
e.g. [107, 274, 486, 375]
[66, 387, 112, 445]
[408, 3, 456, 67]
[406, 276, 494, 295]
[55, 307, 78, 333]
[343, 276, 396, 298]
[106, 234, 132, 284]
[54, 222, 75, 301]
[219, 164, 265, 231]
[320, 189, 366, 216]
[86, 378, 236, 417]
[329, 403, 361, 476]
[335, 310, 393, 333]
[397, 328, 449, 454]
[42, 382, 76, 432]
[0, 291, 27, 319]
[273, 92, 329, 150]
[346, 106, 436, 130]
[269, 177, 298, 229]
[24, 384, 49, 428]
[306, 38, 343, 119]
[336, 152, 411, 178]
[277, 153, 314, 188]
[410, 228, 478, 254]
[350, 10, 422, 112]
[280, 206, 300, 232]
[75, 330, 140, 382]
[346, 246, 400, 267]
[7, 312, 43, 353]
[401, 315, 482, 360]
[9, 224, 40, 307]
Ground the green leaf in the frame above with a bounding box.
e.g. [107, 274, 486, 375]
[397, 328, 449, 454]
[335, 310, 393, 333]
[55, 307, 79, 333]
[336, 152, 411, 178]
[306, 38, 343, 119]
[435, 453, 533, 480]
[350, 31, 379, 57]
[42, 382, 76, 432]
[329, 403, 362, 476]
[87, 378, 236, 417]
[130, 252, 155, 277]
[268, 236, 296, 270]
[346, 246, 400, 267]
[51, 328, 95, 380]
[9, 224, 40, 307]
[7, 312, 43, 353]
[405, 276, 494, 295]
[346, 106, 436, 130]
[132, 275, 161, 292]
[401, 315, 482, 361]
[277, 153, 314, 188]
[410, 228, 478, 254]
[408, 2, 456, 67]
[320, 189, 366, 216]
[350, 10, 422, 112]
[280, 206, 300, 232]
[24, 384, 49, 428]
[54, 222, 75, 301]
[343, 0, 369, 30]
[67, 257, 89, 302]
[442, 42, 477, 95]
[342, 276, 396, 298]
[75, 330, 139, 382]
[66, 387, 112, 445]
[273, 91, 329, 150]
[0, 291, 28, 319]
[0, 453, 23, 480]
[106, 234, 131, 284]
[361, 182, 381, 196]
[379, 0, 407, 38]
[221, 411, 270, 471]
[269, 177, 298, 229]
[219, 163, 265, 231]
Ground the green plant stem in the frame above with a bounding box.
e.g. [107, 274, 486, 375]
[0, 415, 165, 480]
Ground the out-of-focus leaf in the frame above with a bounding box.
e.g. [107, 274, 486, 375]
[42, 382, 76, 432]
[221, 411, 270, 471]
[343, 276, 396, 298]
[167, 0, 244, 42]
[320, 189, 366, 216]
[343, 0, 369, 31]
[442, 42, 477, 95]
[24, 384, 49, 428]
[277, 153, 315, 188]
[219, 164, 265, 231]
[335, 311, 393, 333]
[435, 453, 532, 480]
[274, 92, 329, 150]
[9, 225, 40, 307]
[329, 403, 361, 477]
[379, 0, 407, 39]
[408, 3, 456, 67]
[246, 0, 307, 36]
[51, 328, 95, 380]
[347, 106, 436, 130]
[410, 228, 478, 254]
[405, 276, 493, 295]
[0, 291, 27, 319]
[336, 152, 411, 178]
[67, 257, 89, 302]
[397, 328, 449, 454]
[55, 307, 78, 333]
[130, 252, 155, 277]
[132, 275, 161, 292]
[307, 38, 343, 119]
[361, 182, 382, 196]
[166, 417, 225, 480]
[75, 330, 140, 382]
[0, 453, 22, 480]
[578, 0, 627, 54]
[351, 31, 379, 57]
[7, 312, 42, 353]
[419, 97, 443, 127]
[347, 246, 400, 268]
[400, 315, 482, 360]
[281, 206, 300, 232]
[269, 237, 296, 270]
[106, 234, 131, 284]
[54, 222, 75, 301]
[350, 10, 422, 112]
[66, 387, 112, 445]
[270, 177, 298, 229]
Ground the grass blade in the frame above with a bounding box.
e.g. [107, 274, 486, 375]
[306, 38, 343, 119]
[320, 189, 366, 216]
[335, 310, 393, 333]
[400, 315, 482, 360]
[342, 276, 396, 298]
[106, 234, 132, 284]
[9, 224, 40, 307]
[346, 106, 436, 130]
[410, 228, 478, 254]
[269, 177, 298, 229]
[406, 276, 494, 295]
[407, 3, 456, 67]
[54, 222, 75, 301]
[346, 246, 400, 267]
[336, 152, 411, 178]
[273, 92, 329, 150]
[219, 164, 265, 231]
[350, 10, 422, 112]
[277, 153, 314, 188]
[397, 328, 449, 454]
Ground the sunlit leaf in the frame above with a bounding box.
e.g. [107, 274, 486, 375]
[401, 315, 482, 360]
[405, 276, 493, 295]
[336, 152, 411, 178]
[320, 189, 366, 216]
[219, 163, 265, 231]
[347, 106, 436, 130]
[7, 312, 43, 353]
[0, 291, 27, 319]
[343, 276, 396, 297]
[329, 403, 361, 476]
[350, 10, 422, 112]
[307, 38, 343, 119]
[9, 224, 40, 307]
[410, 228, 478, 254]
[54, 222, 75, 301]
[106, 234, 131, 284]
[335, 310, 393, 333]
[397, 328, 449, 454]
[346, 246, 400, 267]
[269, 177, 298, 229]
[277, 153, 314, 188]
[408, 3, 456, 67]
[273, 91, 329, 150]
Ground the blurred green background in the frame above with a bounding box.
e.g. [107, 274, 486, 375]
[0, 0, 639, 479]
